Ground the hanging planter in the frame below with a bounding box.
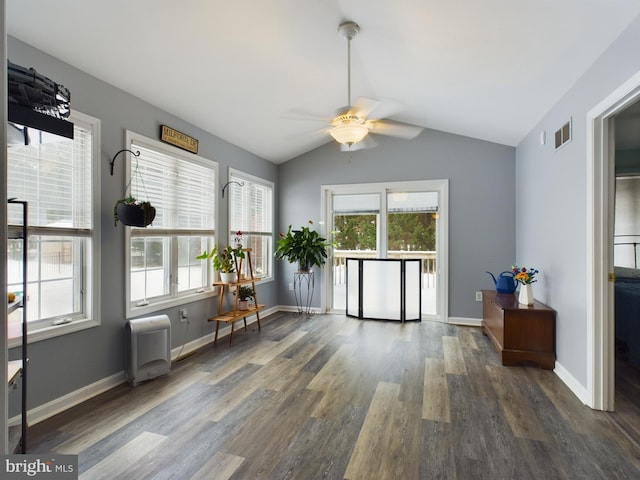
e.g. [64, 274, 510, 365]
[114, 196, 156, 227]
[111, 149, 156, 228]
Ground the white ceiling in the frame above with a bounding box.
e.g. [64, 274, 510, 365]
[7, 1, 640, 163]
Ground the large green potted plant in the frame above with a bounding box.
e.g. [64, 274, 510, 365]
[197, 245, 245, 283]
[275, 221, 332, 272]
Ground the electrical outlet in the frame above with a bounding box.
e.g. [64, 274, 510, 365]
[289, 283, 294, 291]
[179, 308, 188, 323]
[475, 291, 483, 302]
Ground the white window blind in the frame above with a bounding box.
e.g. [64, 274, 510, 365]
[333, 193, 380, 214]
[229, 171, 273, 235]
[228, 169, 274, 278]
[8, 127, 93, 229]
[129, 143, 215, 232]
[387, 191, 439, 213]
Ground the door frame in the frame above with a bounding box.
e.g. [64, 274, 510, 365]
[587, 69, 640, 410]
[321, 179, 449, 323]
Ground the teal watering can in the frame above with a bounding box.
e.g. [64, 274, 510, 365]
[486, 271, 517, 294]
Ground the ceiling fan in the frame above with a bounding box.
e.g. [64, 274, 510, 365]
[326, 21, 424, 151]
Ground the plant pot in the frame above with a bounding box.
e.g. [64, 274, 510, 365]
[238, 300, 249, 310]
[219, 272, 237, 283]
[298, 261, 311, 272]
[116, 202, 156, 227]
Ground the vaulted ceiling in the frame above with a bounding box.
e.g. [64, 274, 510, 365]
[7, 1, 640, 163]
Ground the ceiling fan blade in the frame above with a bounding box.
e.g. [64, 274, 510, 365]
[366, 119, 423, 139]
[348, 97, 381, 118]
[284, 125, 331, 142]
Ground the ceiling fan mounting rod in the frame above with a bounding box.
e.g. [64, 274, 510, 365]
[347, 34, 352, 106]
[338, 21, 360, 107]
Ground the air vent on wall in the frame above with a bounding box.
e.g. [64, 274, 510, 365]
[554, 118, 572, 150]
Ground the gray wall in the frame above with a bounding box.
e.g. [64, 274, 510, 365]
[277, 129, 516, 318]
[516, 15, 640, 387]
[7, 37, 278, 413]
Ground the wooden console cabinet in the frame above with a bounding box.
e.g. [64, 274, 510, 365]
[481, 290, 556, 369]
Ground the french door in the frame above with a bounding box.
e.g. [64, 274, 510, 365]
[321, 180, 448, 321]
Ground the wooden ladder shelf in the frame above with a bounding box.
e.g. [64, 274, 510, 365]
[208, 248, 264, 345]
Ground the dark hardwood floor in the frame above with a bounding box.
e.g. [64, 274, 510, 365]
[613, 358, 640, 450]
[26, 312, 640, 479]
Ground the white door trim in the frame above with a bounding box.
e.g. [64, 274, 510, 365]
[587, 69, 640, 410]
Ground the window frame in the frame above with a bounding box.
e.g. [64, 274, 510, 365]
[7, 110, 101, 346]
[228, 168, 275, 282]
[124, 131, 218, 319]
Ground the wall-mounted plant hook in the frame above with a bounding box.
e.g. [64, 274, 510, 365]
[222, 180, 244, 198]
[110, 149, 140, 176]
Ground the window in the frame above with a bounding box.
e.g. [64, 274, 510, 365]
[7, 111, 100, 338]
[228, 169, 274, 280]
[125, 131, 217, 317]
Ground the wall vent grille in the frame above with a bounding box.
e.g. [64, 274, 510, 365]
[555, 119, 572, 149]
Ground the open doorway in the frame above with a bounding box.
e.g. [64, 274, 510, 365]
[588, 70, 640, 412]
[610, 102, 640, 439]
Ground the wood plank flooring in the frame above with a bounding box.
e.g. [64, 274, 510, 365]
[26, 313, 640, 479]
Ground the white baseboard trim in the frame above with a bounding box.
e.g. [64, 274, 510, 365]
[448, 316, 482, 327]
[171, 331, 217, 361]
[277, 305, 322, 315]
[171, 305, 279, 361]
[554, 361, 589, 405]
[11, 370, 126, 427]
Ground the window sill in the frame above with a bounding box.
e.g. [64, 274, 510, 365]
[8, 317, 100, 348]
[126, 289, 218, 319]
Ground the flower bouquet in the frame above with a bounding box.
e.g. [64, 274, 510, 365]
[511, 265, 538, 305]
[511, 266, 539, 285]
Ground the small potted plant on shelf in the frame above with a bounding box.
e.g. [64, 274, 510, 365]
[234, 285, 255, 310]
[114, 195, 156, 227]
[197, 245, 245, 283]
[274, 220, 333, 272]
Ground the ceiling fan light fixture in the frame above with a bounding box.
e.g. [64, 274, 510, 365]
[329, 123, 368, 145]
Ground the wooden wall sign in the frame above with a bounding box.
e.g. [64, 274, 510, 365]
[160, 125, 198, 154]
